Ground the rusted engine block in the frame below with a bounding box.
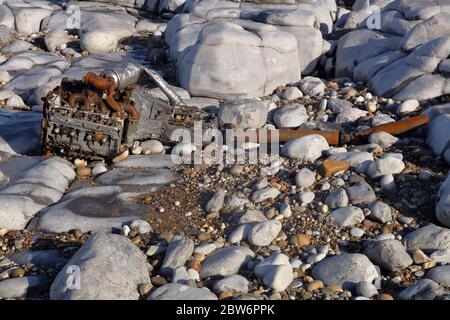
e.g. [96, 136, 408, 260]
[40, 64, 217, 160]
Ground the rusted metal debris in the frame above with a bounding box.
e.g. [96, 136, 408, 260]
[40, 62, 430, 161]
[40, 63, 217, 160]
[235, 114, 429, 145]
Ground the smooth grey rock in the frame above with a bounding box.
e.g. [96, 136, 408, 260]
[426, 114, 450, 157]
[248, 220, 282, 246]
[299, 77, 326, 96]
[364, 239, 413, 272]
[398, 279, 445, 300]
[0, 4, 15, 29]
[380, 174, 396, 192]
[14, 7, 54, 35]
[330, 207, 365, 227]
[426, 265, 450, 287]
[129, 219, 152, 234]
[368, 132, 399, 148]
[238, 210, 267, 224]
[397, 99, 419, 115]
[325, 189, 349, 209]
[336, 108, 368, 123]
[177, 19, 301, 99]
[251, 188, 280, 203]
[281, 134, 329, 161]
[148, 283, 217, 300]
[44, 29, 70, 52]
[160, 236, 194, 276]
[368, 201, 392, 223]
[171, 266, 189, 284]
[430, 249, 450, 265]
[312, 254, 379, 289]
[218, 98, 267, 129]
[0, 276, 49, 299]
[254, 253, 293, 292]
[229, 223, 254, 244]
[0, 25, 15, 46]
[295, 168, 316, 188]
[281, 87, 303, 101]
[212, 274, 249, 294]
[403, 224, 450, 253]
[200, 246, 255, 278]
[436, 174, 450, 227]
[50, 233, 150, 300]
[206, 190, 226, 213]
[262, 264, 293, 292]
[273, 104, 308, 129]
[298, 191, 315, 205]
[346, 182, 376, 205]
[327, 98, 353, 113]
[355, 281, 378, 299]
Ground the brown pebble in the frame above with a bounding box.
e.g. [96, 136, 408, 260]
[187, 259, 201, 272]
[218, 291, 233, 300]
[327, 284, 343, 293]
[423, 260, 436, 269]
[206, 212, 219, 220]
[131, 236, 142, 245]
[73, 229, 83, 238]
[411, 249, 431, 264]
[378, 293, 394, 300]
[290, 234, 311, 248]
[303, 275, 313, 282]
[307, 280, 324, 292]
[151, 276, 167, 287]
[198, 232, 211, 241]
[321, 159, 349, 177]
[138, 283, 152, 297]
[193, 253, 206, 262]
[12, 268, 25, 278]
[76, 167, 91, 179]
[159, 231, 174, 242]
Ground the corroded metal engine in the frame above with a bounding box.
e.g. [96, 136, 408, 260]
[41, 63, 218, 160]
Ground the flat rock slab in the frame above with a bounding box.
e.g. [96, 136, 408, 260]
[96, 168, 177, 186]
[112, 155, 176, 169]
[0, 157, 75, 230]
[35, 186, 150, 233]
[0, 110, 42, 155]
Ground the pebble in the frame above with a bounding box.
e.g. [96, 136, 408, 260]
[397, 99, 419, 115]
[290, 234, 311, 247]
[321, 159, 349, 177]
[295, 168, 316, 188]
[248, 220, 282, 246]
[112, 150, 129, 163]
[350, 227, 365, 238]
[307, 280, 324, 292]
[298, 191, 315, 205]
[251, 188, 281, 203]
[330, 207, 365, 227]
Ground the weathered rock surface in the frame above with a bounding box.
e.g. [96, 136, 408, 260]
[50, 233, 150, 300]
